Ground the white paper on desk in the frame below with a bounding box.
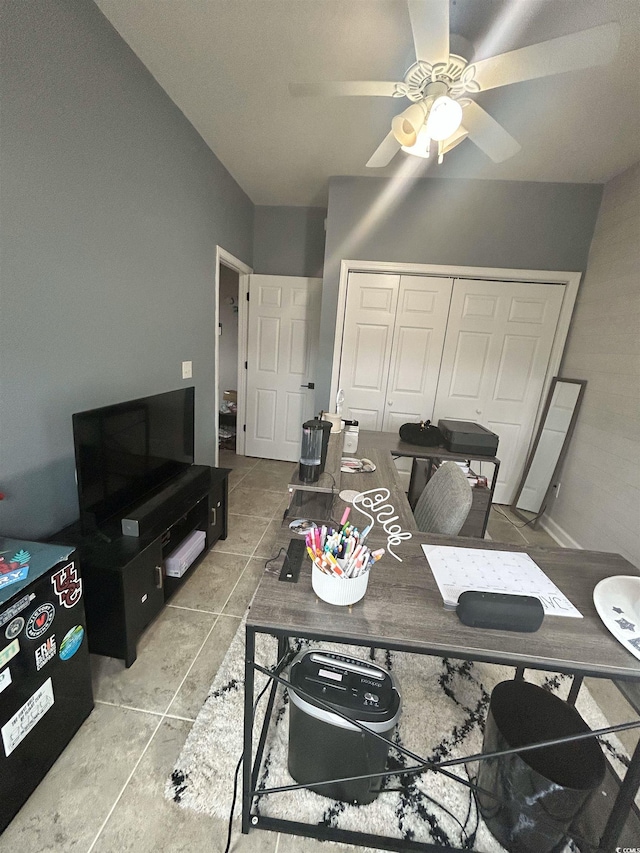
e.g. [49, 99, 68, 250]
[421, 545, 582, 618]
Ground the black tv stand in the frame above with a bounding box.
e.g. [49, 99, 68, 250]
[50, 465, 229, 667]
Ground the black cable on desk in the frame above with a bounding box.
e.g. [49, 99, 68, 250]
[264, 547, 291, 574]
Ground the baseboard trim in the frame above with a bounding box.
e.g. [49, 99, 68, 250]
[540, 516, 583, 550]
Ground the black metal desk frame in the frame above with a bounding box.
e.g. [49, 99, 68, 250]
[242, 617, 640, 853]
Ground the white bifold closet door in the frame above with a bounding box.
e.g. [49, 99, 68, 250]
[432, 279, 565, 504]
[337, 272, 566, 505]
[338, 273, 454, 431]
[245, 275, 321, 461]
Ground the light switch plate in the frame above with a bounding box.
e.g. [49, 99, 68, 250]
[182, 361, 193, 379]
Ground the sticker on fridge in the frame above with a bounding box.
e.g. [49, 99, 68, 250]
[59, 625, 84, 661]
[51, 562, 83, 609]
[0, 593, 35, 628]
[0, 667, 11, 695]
[0, 548, 31, 591]
[35, 635, 56, 671]
[2, 678, 55, 757]
[25, 603, 55, 640]
[5, 616, 24, 641]
[0, 638, 19, 669]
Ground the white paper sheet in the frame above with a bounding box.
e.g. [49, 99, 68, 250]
[421, 545, 582, 618]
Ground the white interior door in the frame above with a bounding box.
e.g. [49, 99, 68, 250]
[382, 276, 453, 432]
[338, 272, 452, 431]
[433, 279, 565, 504]
[245, 275, 321, 461]
[338, 272, 399, 429]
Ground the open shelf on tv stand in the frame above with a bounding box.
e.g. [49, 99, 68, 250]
[50, 464, 230, 667]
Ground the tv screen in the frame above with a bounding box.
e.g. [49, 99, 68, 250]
[73, 387, 195, 532]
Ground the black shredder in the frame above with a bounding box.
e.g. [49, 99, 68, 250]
[287, 650, 401, 805]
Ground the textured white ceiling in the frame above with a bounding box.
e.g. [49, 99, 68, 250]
[96, 0, 640, 205]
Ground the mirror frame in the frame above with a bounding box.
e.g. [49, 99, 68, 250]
[511, 377, 587, 526]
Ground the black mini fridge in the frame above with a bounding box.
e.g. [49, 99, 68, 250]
[0, 537, 94, 833]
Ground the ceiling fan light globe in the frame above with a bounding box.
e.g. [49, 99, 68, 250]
[391, 102, 426, 146]
[426, 96, 463, 141]
[401, 126, 431, 158]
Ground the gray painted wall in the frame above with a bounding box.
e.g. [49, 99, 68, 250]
[253, 206, 326, 277]
[545, 161, 640, 567]
[316, 176, 603, 408]
[0, 0, 254, 538]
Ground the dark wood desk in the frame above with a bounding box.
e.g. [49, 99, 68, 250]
[243, 525, 640, 849]
[287, 430, 499, 538]
[257, 433, 639, 851]
[358, 431, 500, 537]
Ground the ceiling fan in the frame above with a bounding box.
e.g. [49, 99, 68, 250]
[290, 0, 620, 167]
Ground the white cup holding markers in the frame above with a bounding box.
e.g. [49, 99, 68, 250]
[305, 507, 384, 606]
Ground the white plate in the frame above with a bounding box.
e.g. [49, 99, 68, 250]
[288, 519, 317, 535]
[593, 575, 640, 662]
[338, 490, 360, 504]
[340, 457, 377, 473]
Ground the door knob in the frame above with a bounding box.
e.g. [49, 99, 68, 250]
[476, 409, 482, 414]
[387, 401, 393, 406]
[300, 382, 315, 389]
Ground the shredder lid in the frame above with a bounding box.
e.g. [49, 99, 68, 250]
[288, 650, 401, 732]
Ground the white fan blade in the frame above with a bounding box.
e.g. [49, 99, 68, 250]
[289, 81, 399, 97]
[470, 22, 620, 92]
[366, 131, 401, 168]
[463, 101, 521, 163]
[442, 126, 469, 154]
[408, 0, 450, 65]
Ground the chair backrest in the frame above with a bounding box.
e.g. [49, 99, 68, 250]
[413, 462, 473, 536]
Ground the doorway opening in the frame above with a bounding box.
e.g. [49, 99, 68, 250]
[214, 246, 252, 466]
[218, 263, 240, 453]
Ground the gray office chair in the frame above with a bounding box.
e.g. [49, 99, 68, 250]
[413, 462, 473, 536]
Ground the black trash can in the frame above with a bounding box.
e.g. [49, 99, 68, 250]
[477, 680, 606, 853]
[287, 650, 401, 804]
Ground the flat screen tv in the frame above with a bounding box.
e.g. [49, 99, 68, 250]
[73, 387, 195, 533]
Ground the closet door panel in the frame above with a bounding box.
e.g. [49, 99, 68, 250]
[340, 274, 452, 433]
[338, 272, 400, 430]
[433, 279, 565, 503]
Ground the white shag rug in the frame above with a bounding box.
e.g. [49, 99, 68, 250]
[166, 617, 631, 851]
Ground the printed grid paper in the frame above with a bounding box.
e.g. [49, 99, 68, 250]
[422, 545, 582, 618]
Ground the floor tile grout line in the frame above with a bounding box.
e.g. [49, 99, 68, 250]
[228, 467, 251, 492]
[158, 548, 255, 719]
[93, 699, 166, 717]
[89, 603, 236, 848]
[86, 713, 165, 853]
[249, 495, 289, 560]
[159, 612, 224, 718]
[166, 603, 242, 618]
[213, 547, 266, 557]
[163, 711, 197, 723]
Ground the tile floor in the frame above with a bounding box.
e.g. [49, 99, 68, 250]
[3, 451, 637, 852]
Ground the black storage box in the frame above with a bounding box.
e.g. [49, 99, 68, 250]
[287, 650, 401, 805]
[437, 419, 499, 456]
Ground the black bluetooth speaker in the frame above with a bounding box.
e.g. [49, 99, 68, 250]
[456, 591, 544, 632]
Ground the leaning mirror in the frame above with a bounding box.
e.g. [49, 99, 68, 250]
[511, 377, 587, 526]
